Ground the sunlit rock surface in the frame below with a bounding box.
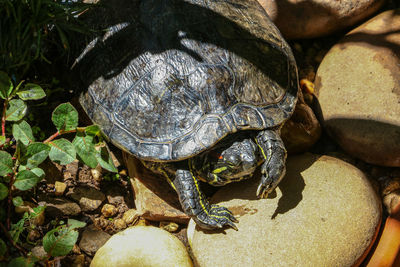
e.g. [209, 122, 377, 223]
[188, 154, 381, 267]
[315, 9, 400, 167]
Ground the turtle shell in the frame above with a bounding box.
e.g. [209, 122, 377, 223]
[78, 0, 298, 161]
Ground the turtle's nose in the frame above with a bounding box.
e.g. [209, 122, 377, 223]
[242, 160, 255, 170]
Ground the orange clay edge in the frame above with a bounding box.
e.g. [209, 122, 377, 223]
[366, 201, 400, 267]
[299, 79, 315, 95]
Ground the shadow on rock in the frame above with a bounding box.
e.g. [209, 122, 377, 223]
[322, 118, 400, 167]
[211, 154, 316, 219]
[270, 153, 314, 219]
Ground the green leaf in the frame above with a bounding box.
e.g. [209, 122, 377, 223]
[13, 120, 34, 145]
[31, 206, 46, 222]
[55, 24, 70, 50]
[67, 219, 86, 229]
[12, 196, 24, 207]
[10, 214, 28, 244]
[14, 170, 40, 191]
[85, 125, 101, 136]
[73, 132, 97, 168]
[0, 238, 6, 257]
[52, 103, 78, 131]
[22, 143, 50, 168]
[43, 226, 79, 257]
[0, 183, 8, 200]
[16, 83, 46, 100]
[0, 71, 13, 99]
[0, 151, 13, 177]
[5, 99, 27, 121]
[18, 165, 27, 172]
[32, 206, 46, 215]
[96, 146, 117, 172]
[30, 167, 45, 179]
[16, 141, 27, 161]
[0, 136, 5, 146]
[7, 256, 34, 267]
[49, 138, 76, 165]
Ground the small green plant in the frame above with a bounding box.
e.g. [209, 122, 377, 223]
[0, 71, 116, 264]
[0, 0, 93, 79]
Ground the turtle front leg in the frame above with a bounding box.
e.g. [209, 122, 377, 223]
[174, 169, 238, 230]
[255, 128, 287, 198]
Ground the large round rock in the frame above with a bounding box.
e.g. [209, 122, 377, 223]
[91, 226, 193, 267]
[188, 154, 381, 267]
[315, 10, 400, 167]
[257, 0, 384, 39]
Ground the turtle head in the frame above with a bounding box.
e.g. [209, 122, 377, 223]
[198, 138, 259, 185]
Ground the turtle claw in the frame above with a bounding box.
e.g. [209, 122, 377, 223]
[256, 165, 286, 199]
[195, 204, 238, 230]
[256, 182, 275, 199]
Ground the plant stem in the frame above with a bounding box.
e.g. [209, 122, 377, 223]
[43, 128, 81, 144]
[7, 171, 16, 230]
[2, 99, 8, 137]
[0, 221, 27, 256]
[43, 131, 60, 143]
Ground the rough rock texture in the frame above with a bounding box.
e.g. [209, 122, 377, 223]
[315, 9, 400, 167]
[79, 225, 111, 256]
[38, 196, 81, 218]
[90, 226, 193, 267]
[258, 0, 385, 39]
[67, 186, 106, 211]
[123, 153, 190, 224]
[188, 154, 381, 267]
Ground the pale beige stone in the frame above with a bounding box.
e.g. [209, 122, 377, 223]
[189, 154, 381, 267]
[315, 9, 400, 167]
[258, 0, 385, 39]
[91, 226, 193, 267]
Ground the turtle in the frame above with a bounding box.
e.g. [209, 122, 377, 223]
[77, 0, 299, 230]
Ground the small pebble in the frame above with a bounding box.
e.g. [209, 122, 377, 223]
[54, 181, 67, 196]
[28, 229, 41, 242]
[122, 209, 140, 225]
[379, 176, 400, 196]
[160, 221, 179, 233]
[72, 244, 81, 254]
[101, 204, 118, 218]
[63, 171, 73, 179]
[113, 219, 127, 230]
[31, 246, 47, 259]
[379, 177, 400, 214]
[94, 217, 111, 229]
[72, 254, 85, 267]
[91, 167, 102, 181]
[136, 218, 150, 226]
